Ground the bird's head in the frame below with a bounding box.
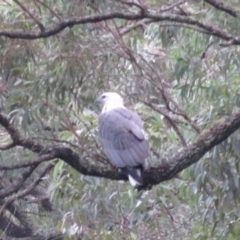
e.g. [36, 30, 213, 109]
[95, 92, 124, 112]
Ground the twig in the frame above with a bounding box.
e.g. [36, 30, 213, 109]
[2, 0, 11, 6]
[219, 39, 236, 47]
[119, 0, 145, 13]
[0, 153, 55, 170]
[132, 48, 200, 134]
[0, 165, 37, 198]
[35, 0, 61, 21]
[200, 40, 214, 59]
[0, 164, 53, 215]
[160, 1, 186, 13]
[0, 113, 45, 153]
[119, 19, 156, 36]
[13, 0, 45, 32]
[163, 205, 183, 240]
[165, 97, 201, 134]
[144, 101, 187, 146]
[31, 136, 80, 150]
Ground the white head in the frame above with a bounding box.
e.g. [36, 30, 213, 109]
[95, 92, 125, 112]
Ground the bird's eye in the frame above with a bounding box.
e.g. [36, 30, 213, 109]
[102, 95, 106, 99]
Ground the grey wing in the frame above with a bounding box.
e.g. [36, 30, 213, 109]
[98, 108, 149, 168]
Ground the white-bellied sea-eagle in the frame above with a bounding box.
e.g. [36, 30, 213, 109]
[96, 92, 149, 186]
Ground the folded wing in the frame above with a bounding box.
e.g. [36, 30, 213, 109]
[98, 107, 149, 185]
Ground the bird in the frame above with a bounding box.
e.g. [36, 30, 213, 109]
[95, 92, 149, 186]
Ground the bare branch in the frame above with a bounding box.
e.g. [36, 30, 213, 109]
[0, 12, 239, 45]
[119, 0, 146, 13]
[0, 165, 37, 198]
[166, 97, 201, 134]
[0, 114, 21, 141]
[143, 101, 187, 146]
[0, 164, 53, 216]
[139, 109, 240, 189]
[31, 136, 80, 150]
[35, 0, 62, 21]
[0, 153, 56, 170]
[27, 187, 53, 212]
[1, 111, 240, 190]
[219, 39, 237, 47]
[204, 0, 238, 18]
[13, 0, 45, 32]
[160, 1, 186, 13]
[2, 0, 11, 6]
[0, 142, 15, 150]
[119, 19, 156, 36]
[0, 113, 45, 153]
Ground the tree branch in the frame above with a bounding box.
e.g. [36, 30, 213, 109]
[35, 0, 62, 21]
[0, 113, 45, 153]
[0, 142, 15, 150]
[119, 0, 145, 12]
[1, 110, 240, 190]
[160, 1, 186, 13]
[204, 0, 238, 18]
[0, 164, 53, 215]
[140, 110, 240, 189]
[7, 202, 33, 229]
[0, 165, 37, 198]
[13, 0, 45, 32]
[0, 215, 32, 238]
[0, 12, 239, 45]
[0, 153, 56, 170]
[143, 101, 187, 146]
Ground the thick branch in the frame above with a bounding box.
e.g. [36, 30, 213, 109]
[0, 113, 45, 152]
[141, 110, 240, 188]
[204, 0, 238, 18]
[0, 12, 239, 45]
[0, 142, 15, 150]
[1, 111, 240, 190]
[0, 164, 53, 215]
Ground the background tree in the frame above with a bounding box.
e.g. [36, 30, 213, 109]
[1, 0, 240, 239]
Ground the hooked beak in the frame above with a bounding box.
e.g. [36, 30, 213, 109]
[95, 96, 102, 104]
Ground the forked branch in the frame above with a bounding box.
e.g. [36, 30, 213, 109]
[1, 110, 240, 190]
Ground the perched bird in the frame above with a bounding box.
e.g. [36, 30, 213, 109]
[96, 92, 149, 186]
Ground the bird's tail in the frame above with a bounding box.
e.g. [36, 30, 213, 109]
[121, 166, 143, 186]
